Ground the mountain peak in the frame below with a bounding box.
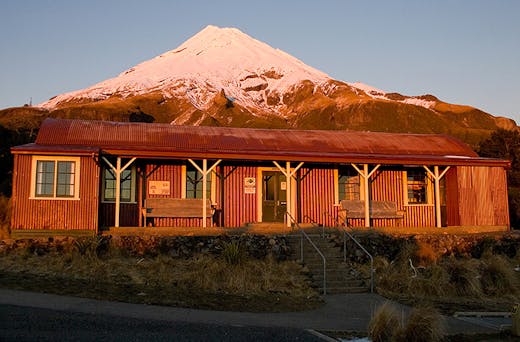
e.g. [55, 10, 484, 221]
[40, 25, 330, 110]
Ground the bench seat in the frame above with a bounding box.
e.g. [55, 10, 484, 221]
[142, 198, 213, 226]
[339, 200, 405, 220]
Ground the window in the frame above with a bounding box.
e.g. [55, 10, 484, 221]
[186, 165, 211, 199]
[406, 169, 430, 204]
[31, 157, 80, 199]
[338, 168, 361, 201]
[102, 167, 136, 202]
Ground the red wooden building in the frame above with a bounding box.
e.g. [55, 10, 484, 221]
[10, 118, 510, 236]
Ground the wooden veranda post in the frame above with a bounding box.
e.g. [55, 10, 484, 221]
[424, 165, 450, 228]
[102, 156, 136, 228]
[188, 159, 222, 228]
[273, 161, 304, 227]
[351, 163, 380, 228]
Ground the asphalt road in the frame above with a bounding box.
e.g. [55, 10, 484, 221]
[0, 304, 326, 342]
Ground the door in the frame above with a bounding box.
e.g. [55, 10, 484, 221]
[262, 171, 287, 222]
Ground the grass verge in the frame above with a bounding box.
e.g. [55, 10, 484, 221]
[0, 241, 322, 312]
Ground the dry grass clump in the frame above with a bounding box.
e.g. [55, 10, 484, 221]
[0, 243, 315, 298]
[369, 303, 444, 342]
[368, 301, 401, 342]
[375, 247, 520, 312]
[480, 255, 517, 296]
[394, 307, 444, 342]
[221, 240, 245, 265]
[415, 240, 440, 265]
[442, 257, 482, 297]
[376, 256, 451, 299]
[0, 196, 11, 239]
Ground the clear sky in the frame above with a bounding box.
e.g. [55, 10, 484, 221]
[1, 0, 519, 123]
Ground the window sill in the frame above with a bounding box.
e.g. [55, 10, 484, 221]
[404, 203, 434, 207]
[101, 201, 138, 204]
[30, 197, 80, 201]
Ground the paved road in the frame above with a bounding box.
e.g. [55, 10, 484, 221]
[0, 288, 506, 339]
[0, 304, 326, 342]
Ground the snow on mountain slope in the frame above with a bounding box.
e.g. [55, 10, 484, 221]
[347, 82, 435, 109]
[40, 25, 331, 111]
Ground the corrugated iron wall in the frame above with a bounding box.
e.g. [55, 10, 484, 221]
[11, 154, 99, 231]
[299, 167, 336, 226]
[222, 166, 257, 227]
[457, 166, 509, 226]
[445, 168, 460, 226]
[145, 163, 183, 198]
[99, 203, 139, 227]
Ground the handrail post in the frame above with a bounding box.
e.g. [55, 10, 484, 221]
[300, 232, 304, 262]
[343, 231, 346, 263]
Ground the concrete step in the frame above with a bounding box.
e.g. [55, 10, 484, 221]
[318, 286, 370, 294]
[288, 234, 372, 294]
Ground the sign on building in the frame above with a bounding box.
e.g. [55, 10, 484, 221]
[149, 181, 170, 195]
[244, 177, 256, 194]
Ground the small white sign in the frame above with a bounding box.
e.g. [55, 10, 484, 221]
[244, 177, 256, 194]
[149, 181, 170, 195]
[280, 181, 287, 190]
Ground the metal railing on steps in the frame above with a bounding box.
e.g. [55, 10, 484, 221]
[286, 212, 327, 295]
[323, 211, 374, 293]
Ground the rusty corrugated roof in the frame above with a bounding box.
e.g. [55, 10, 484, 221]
[12, 118, 508, 167]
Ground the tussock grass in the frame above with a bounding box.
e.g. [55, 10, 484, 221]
[0, 196, 10, 239]
[394, 307, 444, 342]
[368, 302, 401, 342]
[369, 303, 445, 342]
[443, 257, 482, 297]
[0, 244, 315, 298]
[480, 255, 517, 296]
[375, 250, 520, 313]
[221, 240, 245, 265]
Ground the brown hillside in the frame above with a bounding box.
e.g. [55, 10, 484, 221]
[0, 81, 516, 149]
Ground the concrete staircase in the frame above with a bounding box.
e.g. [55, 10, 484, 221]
[287, 232, 372, 294]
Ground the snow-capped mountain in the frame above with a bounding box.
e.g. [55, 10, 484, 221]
[40, 25, 331, 114]
[39, 25, 451, 116]
[7, 25, 514, 146]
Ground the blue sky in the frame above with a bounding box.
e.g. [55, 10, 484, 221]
[1, 0, 519, 123]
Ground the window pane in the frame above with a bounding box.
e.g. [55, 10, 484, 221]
[36, 161, 55, 197]
[56, 161, 75, 197]
[103, 168, 134, 202]
[186, 167, 210, 199]
[407, 169, 427, 204]
[339, 169, 360, 201]
[120, 170, 132, 201]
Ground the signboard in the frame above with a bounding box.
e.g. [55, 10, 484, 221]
[244, 177, 256, 194]
[280, 181, 287, 190]
[149, 181, 170, 195]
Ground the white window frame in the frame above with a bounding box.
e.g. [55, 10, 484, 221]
[101, 166, 137, 203]
[403, 169, 434, 206]
[30, 156, 81, 200]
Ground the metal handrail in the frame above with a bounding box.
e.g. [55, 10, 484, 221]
[286, 212, 327, 295]
[302, 214, 325, 237]
[323, 211, 374, 293]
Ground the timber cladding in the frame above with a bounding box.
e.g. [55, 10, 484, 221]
[299, 167, 336, 226]
[10, 154, 99, 231]
[222, 166, 257, 227]
[457, 166, 509, 226]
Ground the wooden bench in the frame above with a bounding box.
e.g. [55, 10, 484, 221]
[142, 198, 213, 226]
[339, 200, 405, 223]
